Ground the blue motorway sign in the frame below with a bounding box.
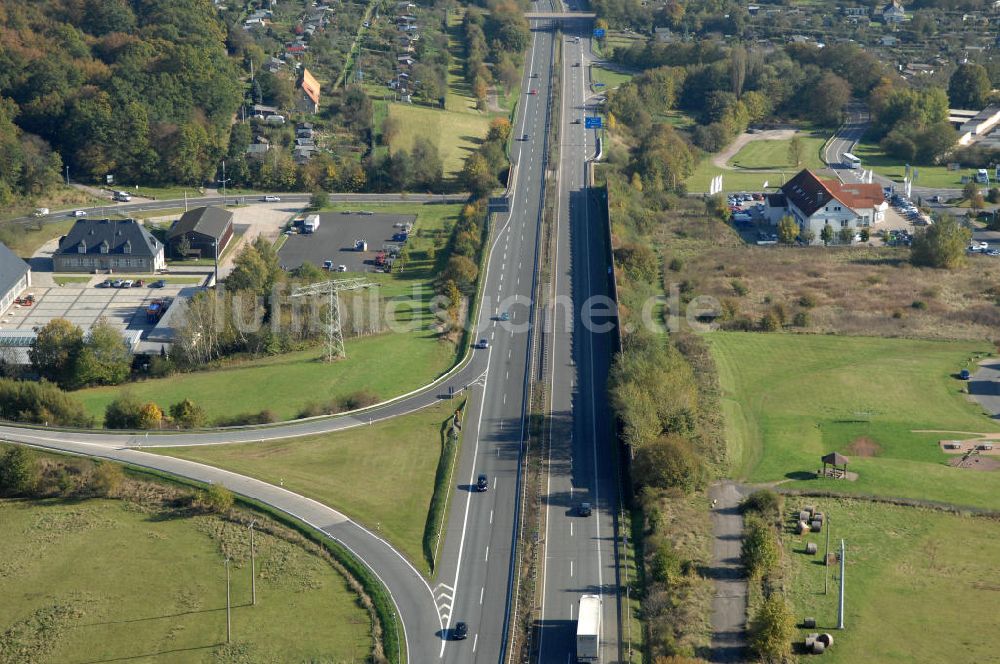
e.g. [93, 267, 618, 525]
[585, 116, 603, 129]
[593, 82, 606, 87]
[593, 28, 606, 38]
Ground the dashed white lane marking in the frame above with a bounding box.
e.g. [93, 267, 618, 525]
[480, 587, 485, 604]
[485, 546, 490, 562]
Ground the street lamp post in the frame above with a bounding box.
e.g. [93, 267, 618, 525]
[248, 520, 257, 606]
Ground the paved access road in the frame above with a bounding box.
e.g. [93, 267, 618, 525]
[536, 11, 621, 664]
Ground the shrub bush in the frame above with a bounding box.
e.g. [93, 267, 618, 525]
[741, 515, 780, 580]
[105, 394, 163, 429]
[0, 446, 38, 496]
[169, 399, 207, 429]
[338, 389, 381, 411]
[740, 489, 782, 520]
[634, 434, 706, 494]
[202, 484, 235, 513]
[749, 594, 795, 662]
[0, 378, 92, 427]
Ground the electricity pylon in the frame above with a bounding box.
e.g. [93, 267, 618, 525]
[290, 278, 375, 361]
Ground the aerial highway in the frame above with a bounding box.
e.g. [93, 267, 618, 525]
[0, 5, 619, 664]
[535, 12, 621, 664]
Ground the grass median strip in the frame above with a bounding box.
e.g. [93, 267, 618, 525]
[152, 400, 460, 577]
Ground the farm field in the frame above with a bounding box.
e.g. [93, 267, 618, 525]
[0, 497, 370, 663]
[708, 332, 1000, 508]
[153, 400, 456, 576]
[385, 103, 491, 178]
[784, 498, 1000, 663]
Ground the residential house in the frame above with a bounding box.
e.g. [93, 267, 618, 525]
[879, 35, 898, 46]
[53, 219, 165, 273]
[841, 6, 868, 16]
[880, 0, 906, 24]
[765, 169, 887, 244]
[297, 68, 321, 114]
[0, 242, 30, 315]
[167, 206, 234, 259]
[245, 143, 271, 159]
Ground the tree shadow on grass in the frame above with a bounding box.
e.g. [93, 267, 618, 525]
[785, 471, 816, 481]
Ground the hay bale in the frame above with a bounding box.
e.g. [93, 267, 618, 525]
[814, 512, 825, 523]
[799, 510, 812, 522]
[804, 504, 816, 516]
[805, 542, 818, 555]
[797, 520, 811, 534]
[811, 519, 823, 532]
[805, 635, 816, 648]
[812, 641, 826, 655]
[826, 552, 837, 566]
[803, 617, 817, 628]
[818, 633, 834, 647]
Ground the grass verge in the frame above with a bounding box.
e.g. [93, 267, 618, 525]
[385, 102, 491, 177]
[151, 400, 459, 577]
[422, 400, 467, 573]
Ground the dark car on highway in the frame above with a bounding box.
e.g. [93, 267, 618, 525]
[960, 369, 971, 380]
[477, 474, 488, 492]
[578, 502, 592, 517]
[453, 622, 468, 640]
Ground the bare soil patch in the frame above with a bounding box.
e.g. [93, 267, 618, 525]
[948, 455, 1000, 471]
[845, 436, 882, 457]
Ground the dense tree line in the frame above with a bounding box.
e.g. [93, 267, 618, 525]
[0, 0, 242, 190]
[30, 318, 132, 390]
[461, 3, 529, 109]
[868, 80, 956, 164]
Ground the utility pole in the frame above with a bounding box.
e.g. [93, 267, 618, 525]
[212, 240, 219, 287]
[248, 520, 257, 606]
[824, 513, 831, 595]
[837, 539, 846, 630]
[225, 557, 232, 643]
[65, 165, 69, 185]
[220, 160, 229, 206]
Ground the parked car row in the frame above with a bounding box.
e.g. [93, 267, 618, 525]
[968, 241, 1000, 256]
[884, 229, 913, 247]
[96, 279, 166, 288]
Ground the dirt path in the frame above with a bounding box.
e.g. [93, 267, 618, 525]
[707, 480, 748, 663]
[711, 128, 799, 170]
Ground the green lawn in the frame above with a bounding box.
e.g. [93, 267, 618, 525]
[385, 103, 491, 177]
[53, 276, 92, 285]
[590, 64, 632, 92]
[709, 332, 1000, 508]
[727, 134, 827, 171]
[853, 141, 972, 189]
[685, 160, 788, 193]
[785, 498, 1000, 663]
[76, 202, 462, 425]
[0, 498, 370, 663]
[0, 219, 75, 259]
[153, 400, 457, 576]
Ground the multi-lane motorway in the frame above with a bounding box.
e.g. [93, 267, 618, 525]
[0, 8, 620, 664]
[537, 18, 620, 663]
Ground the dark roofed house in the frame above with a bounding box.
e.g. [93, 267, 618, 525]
[53, 219, 164, 273]
[167, 206, 234, 259]
[0, 242, 31, 314]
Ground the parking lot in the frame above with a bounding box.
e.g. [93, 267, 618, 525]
[278, 211, 417, 273]
[1, 281, 197, 337]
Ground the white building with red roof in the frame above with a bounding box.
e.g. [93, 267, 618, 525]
[765, 169, 888, 244]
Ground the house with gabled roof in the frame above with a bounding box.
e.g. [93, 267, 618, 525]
[880, 0, 906, 23]
[53, 219, 165, 272]
[167, 206, 234, 259]
[0, 242, 30, 315]
[765, 170, 887, 243]
[297, 68, 321, 114]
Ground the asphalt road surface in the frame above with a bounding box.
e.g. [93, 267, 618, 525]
[536, 11, 621, 664]
[708, 482, 748, 663]
[970, 360, 1000, 419]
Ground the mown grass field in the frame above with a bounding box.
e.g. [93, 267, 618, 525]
[708, 332, 1000, 508]
[783, 498, 1000, 663]
[853, 141, 972, 189]
[727, 135, 827, 171]
[386, 103, 491, 178]
[590, 64, 632, 91]
[685, 161, 784, 193]
[154, 400, 455, 576]
[0, 498, 370, 663]
[75, 203, 462, 424]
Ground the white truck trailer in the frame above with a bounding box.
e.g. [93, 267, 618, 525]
[303, 214, 320, 234]
[576, 594, 601, 663]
